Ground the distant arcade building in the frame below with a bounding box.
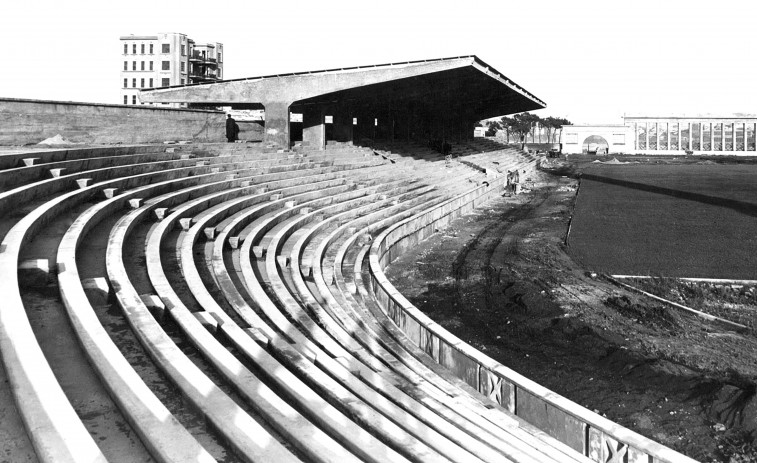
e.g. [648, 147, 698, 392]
[561, 115, 757, 155]
[140, 55, 546, 149]
[120, 32, 224, 108]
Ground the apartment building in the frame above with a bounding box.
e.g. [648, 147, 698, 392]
[120, 32, 223, 107]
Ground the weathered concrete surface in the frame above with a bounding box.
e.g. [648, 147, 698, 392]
[0, 98, 226, 145]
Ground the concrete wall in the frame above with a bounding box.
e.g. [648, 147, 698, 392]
[0, 98, 226, 145]
[561, 124, 634, 154]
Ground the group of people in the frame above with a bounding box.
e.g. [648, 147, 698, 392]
[505, 169, 520, 195]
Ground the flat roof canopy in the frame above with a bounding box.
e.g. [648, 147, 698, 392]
[141, 56, 545, 147]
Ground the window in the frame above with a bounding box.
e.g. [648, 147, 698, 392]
[565, 133, 578, 144]
[613, 134, 626, 145]
[123, 61, 128, 70]
[132, 78, 136, 88]
[141, 44, 145, 54]
[124, 95, 128, 104]
[141, 61, 145, 71]
[140, 78, 145, 88]
[180, 62, 185, 72]
[162, 61, 170, 70]
[375, 118, 378, 126]
[162, 44, 170, 53]
[149, 44, 153, 54]
[181, 44, 185, 56]
[132, 95, 137, 105]
[123, 44, 128, 54]
[132, 61, 136, 71]
[353, 118, 358, 125]
[161, 78, 170, 87]
[218, 52, 222, 62]
[149, 78, 153, 87]
[180, 78, 185, 85]
[132, 44, 136, 54]
[149, 61, 153, 71]
[123, 78, 127, 88]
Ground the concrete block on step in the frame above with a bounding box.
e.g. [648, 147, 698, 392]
[193, 311, 218, 333]
[128, 198, 142, 209]
[22, 158, 39, 167]
[195, 161, 207, 167]
[81, 277, 110, 306]
[284, 200, 296, 208]
[140, 294, 166, 321]
[178, 218, 192, 231]
[76, 178, 91, 189]
[18, 259, 50, 287]
[103, 188, 118, 199]
[299, 208, 311, 215]
[276, 255, 289, 268]
[210, 167, 220, 174]
[204, 227, 216, 240]
[49, 168, 65, 178]
[240, 180, 252, 187]
[255, 187, 267, 194]
[180, 153, 191, 160]
[252, 246, 266, 259]
[228, 236, 241, 249]
[154, 208, 168, 220]
[269, 194, 281, 201]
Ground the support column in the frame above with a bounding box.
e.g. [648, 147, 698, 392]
[733, 122, 737, 151]
[666, 122, 671, 150]
[332, 110, 353, 144]
[677, 122, 681, 150]
[655, 122, 659, 150]
[688, 122, 692, 151]
[263, 101, 291, 149]
[645, 122, 649, 150]
[710, 122, 714, 151]
[744, 123, 748, 152]
[302, 105, 326, 150]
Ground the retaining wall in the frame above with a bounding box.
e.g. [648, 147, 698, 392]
[0, 98, 227, 145]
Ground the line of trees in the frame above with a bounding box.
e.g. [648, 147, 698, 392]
[481, 113, 571, 149]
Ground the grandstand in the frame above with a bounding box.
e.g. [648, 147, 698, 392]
[0, 56, 698, 463]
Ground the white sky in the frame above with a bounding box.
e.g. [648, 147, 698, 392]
[3, 0, 757, 124]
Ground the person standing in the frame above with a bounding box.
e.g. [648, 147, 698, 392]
[225, 114, 238, 142]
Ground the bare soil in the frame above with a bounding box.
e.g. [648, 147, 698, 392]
[384, 159, 757, 463]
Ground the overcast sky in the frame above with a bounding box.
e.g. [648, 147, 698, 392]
[3, 0, 757, 124]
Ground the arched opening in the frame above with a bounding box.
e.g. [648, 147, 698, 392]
[582, 135, 609, 154]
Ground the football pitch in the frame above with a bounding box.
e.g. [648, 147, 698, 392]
[567, 163, 757, 280]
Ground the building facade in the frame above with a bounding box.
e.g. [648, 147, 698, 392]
[560, 116, 757, 155]
[120, 33, 223, 107]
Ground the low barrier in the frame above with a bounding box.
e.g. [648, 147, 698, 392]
[368, 169, 698, 463]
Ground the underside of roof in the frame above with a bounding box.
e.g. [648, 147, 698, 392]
[140, 55, 545, 119]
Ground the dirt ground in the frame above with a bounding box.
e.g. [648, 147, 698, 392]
[384, 158, 757, 463]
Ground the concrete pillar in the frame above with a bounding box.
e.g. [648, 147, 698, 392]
[666, 122, 670, 150]
[744, 123, 748, 151]
[302, 105, 326, 150]
[263, 101, 291, 149]
[732, 122, 737, 151]
[677, 122, 681, 150]
[655, 122, 659, 150]
[332, 111, 353, 143]
[707, 123, 711, 150]
[645, 122, 649, 150]
[688, 123, 692, 151]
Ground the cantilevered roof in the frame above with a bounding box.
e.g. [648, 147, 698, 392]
[141, 55, 545, 118]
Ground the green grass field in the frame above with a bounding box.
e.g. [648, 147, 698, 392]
[568, 164, 757, 279]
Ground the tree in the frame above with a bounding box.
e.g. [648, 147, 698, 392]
[485, 120, 501, 137]
[509, 112, 539, 149]
[542, 116, 572, 144]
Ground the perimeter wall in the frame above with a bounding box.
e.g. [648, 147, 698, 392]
[0, 98, 231, 145]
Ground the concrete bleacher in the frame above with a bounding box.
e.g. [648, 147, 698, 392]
[0, 141, 697, 463]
